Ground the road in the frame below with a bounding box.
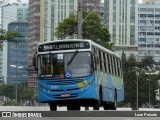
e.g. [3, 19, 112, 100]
[0, 106, 160, 111]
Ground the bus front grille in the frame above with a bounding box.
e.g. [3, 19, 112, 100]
[45, 79, 83, 85]
[53, 93, 78, 99]
[49, 88, 80, 92]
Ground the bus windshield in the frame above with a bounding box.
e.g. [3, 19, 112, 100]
[38, 52, 92, 79]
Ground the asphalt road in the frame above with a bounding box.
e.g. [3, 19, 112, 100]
[1, 106, 160, 111]
[0, 106, 133, 111]
[0, 106, 160, 119]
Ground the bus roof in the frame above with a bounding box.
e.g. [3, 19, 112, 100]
[37, 39, 121, 58]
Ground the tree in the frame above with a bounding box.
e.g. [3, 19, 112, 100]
[122, 55, 137, 107]
[137, 56, 154, 68]
[0, 85, 15, 100]
[0, 29, 22, 42]
[55, 12, 112, 49]
[19, 88, 35, 100]
[0, 29, 22, 49]
[19, 88, 36, 106]
[122, 55, 159, 107]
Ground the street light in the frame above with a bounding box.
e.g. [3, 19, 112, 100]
[136, 71, 139, 110]
[147, 66, 151, 108]
[10, 65, 23, 103]
[135, 66, 139, 110]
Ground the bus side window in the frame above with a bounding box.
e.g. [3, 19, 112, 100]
[91, 46, 96, 70]
[117, 59, 121, 76]
[119, 59, 122, 77]
[92, 54, 97, 70]
[105, 53, 109, 73]
[115, 57, 118, 76]
[98, 50, 102, 71]
[113, 57, 117, 76]
[116, 58, 119, 76]
[113, 57, 116, 75]
[108, 54, 112, 74]
[112, 56, 115, 75]
[96, 49, 100, 70]
[107, 54, 111, 74]
[103, 52, 107, 72]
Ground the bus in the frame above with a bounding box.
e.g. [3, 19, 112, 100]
[33, 39, 124, 111]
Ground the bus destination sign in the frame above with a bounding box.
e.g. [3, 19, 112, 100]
[38, 41, 90, 52]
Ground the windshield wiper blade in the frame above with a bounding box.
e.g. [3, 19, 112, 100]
[68, 50, 78, 65]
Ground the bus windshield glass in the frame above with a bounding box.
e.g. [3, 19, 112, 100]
[38, 52, 92, 79]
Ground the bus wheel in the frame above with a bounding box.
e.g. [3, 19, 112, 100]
[111, 102, 116, 110]
[67, 105, 80, 111]
[49, 103, 57, 111]
[93, 100, 100, 110]
[111, 91, 117, 110]
[103, 102, 110, 110]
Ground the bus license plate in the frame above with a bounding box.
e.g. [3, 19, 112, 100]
[61, 94, 70, 97]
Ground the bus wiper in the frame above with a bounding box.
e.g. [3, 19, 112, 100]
[68, 50, 78, 65]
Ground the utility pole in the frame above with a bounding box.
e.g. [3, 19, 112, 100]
[77, 0, 102, 39]
[149, 71, 151, 108]
[136, 71, 139, 110]
[77, 0, 83, 39]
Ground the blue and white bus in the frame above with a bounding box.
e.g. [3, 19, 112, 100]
[33, 39, 124, 110]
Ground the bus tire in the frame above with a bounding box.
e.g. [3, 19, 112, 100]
[111, 90, 117, 110]
[93, 100, 100, 110]
[93, 86, 102, 110]
[67, 105, 80, 111]
[99, 86, 103, 105]
[103, 102, 110, 110]
[49, 103, 57, 111]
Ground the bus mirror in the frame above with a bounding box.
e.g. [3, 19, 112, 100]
[33, 53, 38, 71]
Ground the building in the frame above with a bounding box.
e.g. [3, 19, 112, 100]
[42, 0, 78, 41]
[104, 0, 138, 57]
[100, 3, 104, 25]
[7, 21, 29, 85]
[143, 0, 155, 4]
[1, 3, 28, 30]
[28, 0, 40, 90]
[154, 0, 160, 4]
[28, 0, 78, 90]
[1, 3, 29, 84]
[81, 0, 103, 24]
[138, 4, 160, 63]
[142, 0, 160, 4]
[81, 0, 101, 13]
[28, 0, 40, 66]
